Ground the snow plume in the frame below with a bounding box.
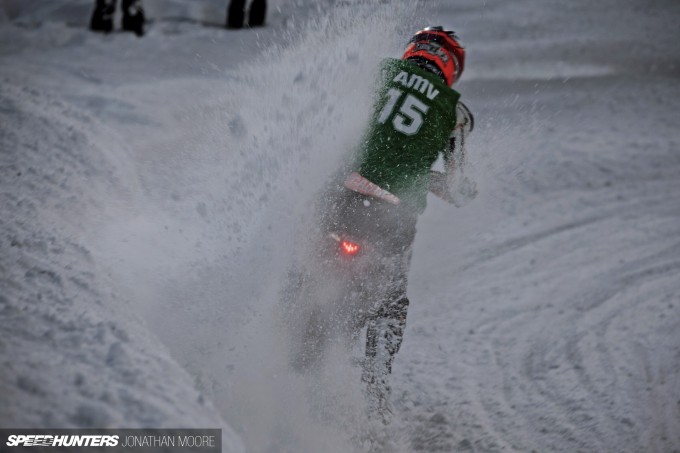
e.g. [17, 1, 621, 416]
[102, 1, 424, 451]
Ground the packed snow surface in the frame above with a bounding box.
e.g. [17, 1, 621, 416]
[1, 0, 679, 452]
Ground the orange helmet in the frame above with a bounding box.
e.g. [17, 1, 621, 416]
[402, 26, 465, 86]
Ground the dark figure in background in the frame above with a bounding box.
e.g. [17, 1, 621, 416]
[90, 0, 145, 37]
[226, 0, 266, 29]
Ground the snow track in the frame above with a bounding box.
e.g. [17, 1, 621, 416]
[400, 189, 680, 451]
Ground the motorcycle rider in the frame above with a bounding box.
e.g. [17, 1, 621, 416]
[290, 26, 476, 419]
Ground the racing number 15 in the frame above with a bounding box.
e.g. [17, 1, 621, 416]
[377, 88, 429, 136]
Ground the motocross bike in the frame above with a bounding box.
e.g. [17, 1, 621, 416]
[281, 174, 415, 419]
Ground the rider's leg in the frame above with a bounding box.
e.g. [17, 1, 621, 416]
[362, 294, 409, 423]
[364, 296, 409, 379]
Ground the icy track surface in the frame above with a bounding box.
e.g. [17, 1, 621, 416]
[1, 0, 680, 452]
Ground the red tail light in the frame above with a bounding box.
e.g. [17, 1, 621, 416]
[341, 240, 360, 256]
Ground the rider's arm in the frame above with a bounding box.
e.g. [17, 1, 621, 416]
[444, 101, 474, 175]
[429, 101, 477, 206]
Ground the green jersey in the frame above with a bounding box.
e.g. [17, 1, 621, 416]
[354, 58, 460, 212]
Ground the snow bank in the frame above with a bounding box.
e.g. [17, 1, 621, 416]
[0, 82, 243, 451]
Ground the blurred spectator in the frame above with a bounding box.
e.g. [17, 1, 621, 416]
[90, 0, 145, 36]
[227, 0, 266, 29]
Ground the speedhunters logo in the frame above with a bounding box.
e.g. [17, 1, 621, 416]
[6, 434, 119, 447]
[1, 429, 221, 452]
